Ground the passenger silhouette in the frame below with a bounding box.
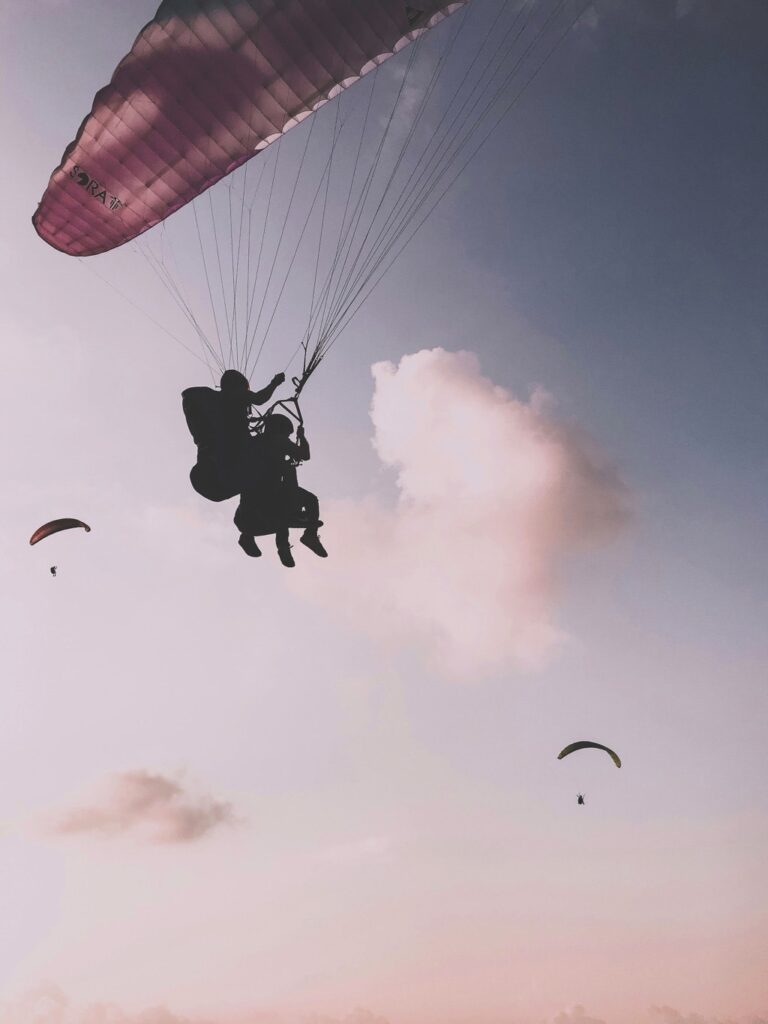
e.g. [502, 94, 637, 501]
[182, 369, 285, 501]
[235, 413, 327, 567]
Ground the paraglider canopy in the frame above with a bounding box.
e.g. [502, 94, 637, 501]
[557, 741, 622, 769]
[31, 0, 468, 259]
[30, 519, 91, 546]
[31, 0, 588, 395]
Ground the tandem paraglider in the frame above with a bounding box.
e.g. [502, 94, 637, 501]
[183, 369, 328, 567]
[32, 0, 590, 561]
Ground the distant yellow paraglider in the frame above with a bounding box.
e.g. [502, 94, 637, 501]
[557, 741, 622, 768]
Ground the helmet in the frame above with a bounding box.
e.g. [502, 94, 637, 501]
[264, 413, 294, 436]
[220, 369, 249, 392]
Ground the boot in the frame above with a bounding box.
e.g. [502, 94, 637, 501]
[300, 529, 328, 558]
[238, 533, 262, 558]
[276, 535, 295, 568]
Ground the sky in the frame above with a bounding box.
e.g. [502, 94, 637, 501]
[1, 1, 767, 1022]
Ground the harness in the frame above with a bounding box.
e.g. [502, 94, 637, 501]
[248, 375, 307, 467]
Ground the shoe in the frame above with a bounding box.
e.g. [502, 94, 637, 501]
[277, 540, 295, 568]
[238, 533, 262, 557]
[300, 530, 328, 558]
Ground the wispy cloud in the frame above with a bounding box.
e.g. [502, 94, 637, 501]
[0, 989, 390, 1024]
[555, 1008, 607, 1024]
[649, 1007, 768, 1024]
[294, 348, 629, 676]
[0, 985, 206, 1024]
[577, 0, 706, 34]
[674, 0, 702, 16]
[317, 834, 395, 868]
[48, 770, 238, 844]
[3, 992, 766, 1024]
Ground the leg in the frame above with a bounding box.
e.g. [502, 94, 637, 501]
[296, 487, 320, 525]
[234, 497, 262, 557]
[298, 489, 327, 558]
[275, 525, 294, 568]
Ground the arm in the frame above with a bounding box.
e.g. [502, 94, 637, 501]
[295, 425, 310, 462]
[283, 428, 310, 463]
[249, 372, 285, 406]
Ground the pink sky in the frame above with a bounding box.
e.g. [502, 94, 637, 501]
[0, 330, 764, 1022]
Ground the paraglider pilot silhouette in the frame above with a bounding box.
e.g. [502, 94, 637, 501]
[183, 370, 327, 567]
[235, 412, 326, 567]
[558, 741, 621, 808]
[183, 369, 285, 502]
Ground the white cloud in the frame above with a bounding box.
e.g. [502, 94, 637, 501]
[48, 770, 238, 844]
[293, 348, 629, 676]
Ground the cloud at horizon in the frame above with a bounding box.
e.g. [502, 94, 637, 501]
[0, 987, 392, 1024]
[2, 991, 766, 1024]
[47, 770, 237, 844]
[294, 348, 630, 675]
[649, 1008, 768, 1024]
[556, 1007, 607, 1024]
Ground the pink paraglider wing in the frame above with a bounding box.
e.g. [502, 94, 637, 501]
[32, 0, 467, 257]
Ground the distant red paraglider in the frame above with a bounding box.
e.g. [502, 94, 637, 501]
[30, 519, 91, 546]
